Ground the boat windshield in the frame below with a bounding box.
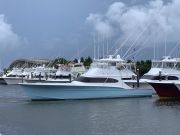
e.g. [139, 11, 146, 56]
[152, 61, 162, 68]
[141, 75, 179, 80]
[141, 75, 166, 80]
[162, 62, 175, 68]
[117, 63, 136, 71]
[152, 61, 176, 69]
[75, 77, 118, 83]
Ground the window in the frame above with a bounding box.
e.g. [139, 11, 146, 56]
[76, 77, 118, 83]
[141, 75, 166, 80]
[141, 75, 154, 80]
[74, 65, 82, 67]
[7, 75, 25, 77]
[56, 75, 71, 79]
[122, 78, 133, 80]
[49, 74, 71, 79]
[167, 76, 178, 80]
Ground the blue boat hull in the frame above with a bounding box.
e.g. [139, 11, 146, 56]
[21, 84, 153, 100]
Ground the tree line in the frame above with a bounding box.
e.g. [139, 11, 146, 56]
[50, 56, 93, 68]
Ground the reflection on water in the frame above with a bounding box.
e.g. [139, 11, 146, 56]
[0, 85, 180, 135]
[155, 98, 180, 106]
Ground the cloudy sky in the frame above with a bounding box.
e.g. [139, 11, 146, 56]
[0, 0, 179, 68]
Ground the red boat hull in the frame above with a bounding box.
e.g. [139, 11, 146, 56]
[149, 82, 180, 98]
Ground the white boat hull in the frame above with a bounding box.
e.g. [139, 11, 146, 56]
[3, 77, 23, 85]
[21, 84, 153, 100]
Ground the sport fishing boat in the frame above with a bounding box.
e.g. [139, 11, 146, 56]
[20, 62, 153, 100]
[127, 56, 180, 90]
[146, 56, 180, 98]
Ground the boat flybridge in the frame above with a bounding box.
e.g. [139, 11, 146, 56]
[20, 62, 152, 100]
[94, 54, 137, 81]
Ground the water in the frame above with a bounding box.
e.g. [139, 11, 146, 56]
[0, 85, 180, 135]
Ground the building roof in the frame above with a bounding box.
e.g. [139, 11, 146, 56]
[8, 59, 50, 69]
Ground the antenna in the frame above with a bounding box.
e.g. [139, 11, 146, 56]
[156, 34, 159, 59]
[93, 33, 96, 60]
[103, 33, 104, 58]
[154, 40, 156, 60]
[77, 46, 80, 60]
[106, 34, 109, 56]
[153, 32, 156, 59]
[165, 32, 167, 56]
[98, 33, 100, 59]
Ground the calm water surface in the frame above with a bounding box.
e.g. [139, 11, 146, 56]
[0, 85, 180, 135]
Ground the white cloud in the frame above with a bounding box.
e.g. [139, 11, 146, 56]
[86, 13, 114, 38]
[86, 0, 180, 48]
[0, 14, 24, 68]
[0, 14, 21, 49]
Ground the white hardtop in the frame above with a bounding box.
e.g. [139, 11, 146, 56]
[94, 54, 136, 72]
[94, 55, 125, 63]
[82, 63, 121, 78]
